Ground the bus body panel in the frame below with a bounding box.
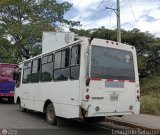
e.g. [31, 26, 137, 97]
[81, 80, 140, 117]
[19, 80, 80, 118]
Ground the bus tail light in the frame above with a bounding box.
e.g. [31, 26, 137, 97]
[136, 89, 140, 101]
[85, 95, 90, 100]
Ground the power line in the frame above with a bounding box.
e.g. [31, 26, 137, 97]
[112, 0, 156, 8]
[71, 0, 158, 31]
[128, 0, 139, 28]
[121, 0, 158, 7]
[81, 1, 108, 28]
[65, 0, 82, 19]
[82, 0, 116, 29]
[97, 0, 104, 7]
[78, 0, 94, 21]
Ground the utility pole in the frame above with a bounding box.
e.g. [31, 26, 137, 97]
[117, 0, 121, 42]
[106, 0, 121, 42]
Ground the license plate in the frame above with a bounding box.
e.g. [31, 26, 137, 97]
[10, 91, 14, 93]
[110, 94, 118, 101]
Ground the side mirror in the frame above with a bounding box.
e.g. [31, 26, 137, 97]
[13, 72, 17, 80]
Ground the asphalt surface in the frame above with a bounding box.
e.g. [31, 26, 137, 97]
[0, 99, 116, 135]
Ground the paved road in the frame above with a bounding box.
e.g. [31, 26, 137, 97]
[0, 100, 126, 135]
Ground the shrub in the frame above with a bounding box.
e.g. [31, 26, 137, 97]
[140, 75, 160, 95]
[140, 94, 160, 115]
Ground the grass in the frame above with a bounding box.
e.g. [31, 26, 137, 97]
[140, 94, 160, 115]
[140, 75, 160, 115]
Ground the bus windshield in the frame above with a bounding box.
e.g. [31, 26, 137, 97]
[91, 45, 135, 80]
[1, 66, 14, 78]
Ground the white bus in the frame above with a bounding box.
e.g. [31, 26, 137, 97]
[14, 37, 140, 125]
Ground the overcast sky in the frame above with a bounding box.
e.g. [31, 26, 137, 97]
[58, 0, 160, 37]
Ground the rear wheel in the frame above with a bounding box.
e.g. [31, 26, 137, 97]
[18, 99, 26, 112]
[46, 103, 56, 125]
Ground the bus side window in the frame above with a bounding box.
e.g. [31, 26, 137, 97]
[41, 54, 53, 82]
[70, 45, 80, 80]
[31, 58, 41, 83]
[22, 62, 32, 83]
[54, 48, 70, 81]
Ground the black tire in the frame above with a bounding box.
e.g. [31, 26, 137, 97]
[8, 97, 14, 103]
[84, 117, 105, 123]
[46, 103, 56, 125]
[18, 99, 26, 112]
[0, 97, 2, 102]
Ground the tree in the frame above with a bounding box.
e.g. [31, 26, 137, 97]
[0, 36, 18, 63]
[0, 0, 79, 61]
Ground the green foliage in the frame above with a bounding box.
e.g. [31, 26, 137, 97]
[0, 38, 18, 63]
[70, 28, 91, 37]
[140, 94, 160, 115]
[0, 0, 78, 62]
[141, 75, 160, 94]
[137, 55, 148, 70]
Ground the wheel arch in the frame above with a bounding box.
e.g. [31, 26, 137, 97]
[16, 96, 20, 104]
[43, 99, 53, 113]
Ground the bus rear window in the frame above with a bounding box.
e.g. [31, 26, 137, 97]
[91, 45, 135, 80]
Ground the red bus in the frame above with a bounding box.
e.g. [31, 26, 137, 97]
[0, 63, 18, 102]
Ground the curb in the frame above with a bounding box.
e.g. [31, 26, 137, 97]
[105, 117, 160, 131]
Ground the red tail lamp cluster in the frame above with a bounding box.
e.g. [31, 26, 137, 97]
[85, 95, 90, 100]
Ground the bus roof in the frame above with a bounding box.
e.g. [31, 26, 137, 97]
[19, 37, 135, 65]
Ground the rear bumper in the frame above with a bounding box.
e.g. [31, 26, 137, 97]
[82, 101, 139, 117]
[90, 111, 133, 117]
[0, 93, 14, 97]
